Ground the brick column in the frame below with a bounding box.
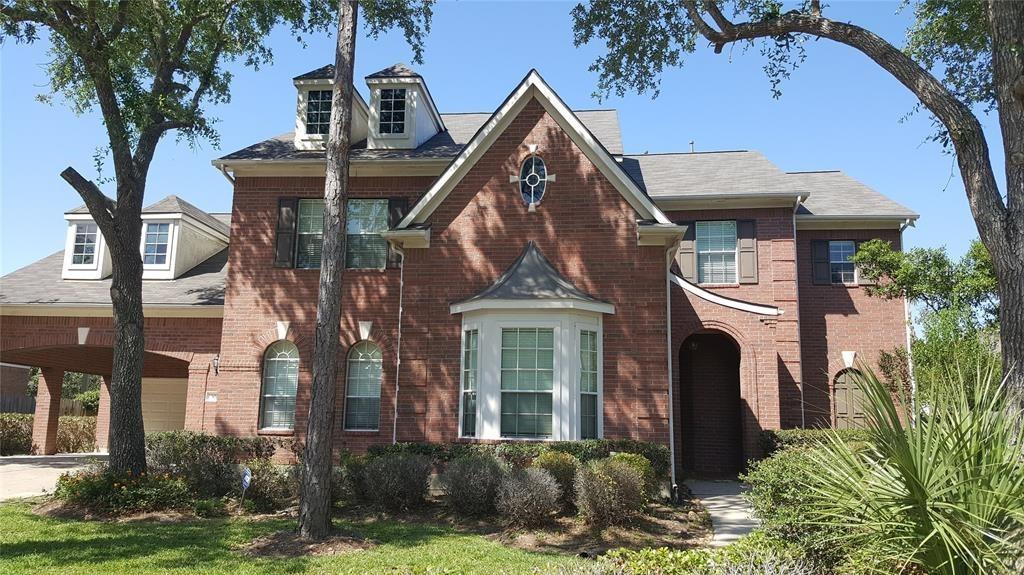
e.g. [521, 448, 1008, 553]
[95, 376, 111, 452]
[31, 368, 64, 455]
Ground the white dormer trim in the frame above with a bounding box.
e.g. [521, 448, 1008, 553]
[365, 75, 445, 135]
[397, 70, 672, 228]
[61, 218, 111, 280]
[365, 77, 444, 151]
[293, 80, 370, 151]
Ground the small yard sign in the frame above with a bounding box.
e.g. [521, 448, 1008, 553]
[239, 467, 253, 507]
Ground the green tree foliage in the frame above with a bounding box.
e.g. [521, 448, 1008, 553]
[852, 238, 997, 319]
[26, 369, 99, 398]
[801, 367, 1024, 574]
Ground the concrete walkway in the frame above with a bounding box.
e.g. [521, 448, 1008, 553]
[0, 454, 107, 501]
[686, 479, 758, 547]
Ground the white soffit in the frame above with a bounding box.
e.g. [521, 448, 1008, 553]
[670, 273, 782, 316]
[398, 70, 672, 228]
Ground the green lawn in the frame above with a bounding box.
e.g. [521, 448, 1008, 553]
[0, 500, 581, 574]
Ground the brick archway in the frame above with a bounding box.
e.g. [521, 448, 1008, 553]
[678, 330, 744, 477]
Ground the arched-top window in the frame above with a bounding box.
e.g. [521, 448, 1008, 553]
[260, 340, 299, 430]
[345, 341, 383, 431]
[833, 368, 865, 430]
[519, 155, 548, 206]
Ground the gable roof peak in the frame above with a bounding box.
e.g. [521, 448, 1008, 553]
[366, 62, 421, 79]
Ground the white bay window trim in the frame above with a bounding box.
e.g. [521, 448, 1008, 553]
[458, 310, 603, 441]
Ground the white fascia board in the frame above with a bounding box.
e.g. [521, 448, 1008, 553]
[670, 273, 782, 316]
[144, 212, 228, 242]
[399, 70, 672, 228]
[637, 223, 687, 246]
[0, 303, 224, 318]
[450, 298, 615, 315]
[653, 193, 805, 210]
[292, 79, 370, 115]
[795, 215, 918, 230]
[380, 228, 430, 248]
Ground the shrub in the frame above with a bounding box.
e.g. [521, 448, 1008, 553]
[54, 465, 191, 514]
[242, 457, 295, 512]
[0, 413, 32, 455]
[362, 452, 432, 510]
[366, 441, 449, 462]
[600, 532, 807, 574]
[550, 439, 671, 480]
[760, 428, 869, 456]
[608, 452, 656, 501]
[496, 468, 561, 527]
[575, 458, 646, 528]
[335, 453, 370, 504]
[57, 416, 96, 453]
[493, 442, 546, 468]
[146, 431, 276, 497]
[531, 450, 580, 509]
[74, 389, 101, 414]
[193, 497, 228, 518]
[440, 453, 506, 516]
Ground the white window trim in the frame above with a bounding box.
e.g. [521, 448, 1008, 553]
[68, 222, 101, 270]
[344, 342, 383, 432]
[575, 322, 603, 440]
[304, 89, 333, 136]
[346, 198, 390, 270]
[259, 341, 299, 431]
[458, 321, 481, 438]
[828, 240, 858, 286]
[459, 310, 604, 441]
[695, 220, 739, 286]
[140, 220, 176, 271]
[375, 87, 408, 138]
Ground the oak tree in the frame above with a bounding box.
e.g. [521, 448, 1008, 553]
[572, 0, 1024, 389]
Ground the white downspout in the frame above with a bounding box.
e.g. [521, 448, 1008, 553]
[392, 244, 406, 444]
[793, 196, 807, 429]
[665, 241, 679, 493]
[899, 219, 917, 418]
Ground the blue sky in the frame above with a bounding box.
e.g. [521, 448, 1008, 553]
[1, 1, 1003, 275]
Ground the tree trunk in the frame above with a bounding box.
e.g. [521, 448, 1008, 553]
[298, 0, 358, 540]
[988, 0, 1024, 391]
[106, 226, 147, 475]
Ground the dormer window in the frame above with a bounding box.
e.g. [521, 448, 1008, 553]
[378, 88, 406, 135]
[71, 223, 98, 266]
[306, 89, 332, 135]
[143, 222, 171, 265]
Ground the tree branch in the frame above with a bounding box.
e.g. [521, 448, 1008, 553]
[60, 166, 116, 235]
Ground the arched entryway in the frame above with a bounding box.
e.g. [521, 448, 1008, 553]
[833, 368, 866, 429]
[678, 332, 742, 477]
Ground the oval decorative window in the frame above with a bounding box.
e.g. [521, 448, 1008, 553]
[519, 156, 548, 206]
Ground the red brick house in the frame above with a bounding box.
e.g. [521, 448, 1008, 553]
[0, 65, 916, 477]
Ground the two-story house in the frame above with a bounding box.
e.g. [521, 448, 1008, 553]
[0, 64, 916, 477]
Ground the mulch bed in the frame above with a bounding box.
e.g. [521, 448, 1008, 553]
[240, 529, 375, 558]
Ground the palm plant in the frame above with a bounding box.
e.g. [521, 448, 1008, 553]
[802, 365, 1024, 574]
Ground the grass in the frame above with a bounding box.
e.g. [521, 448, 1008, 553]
[0, 500, 582, 574]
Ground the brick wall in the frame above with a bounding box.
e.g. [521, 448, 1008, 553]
[796, 228, 908, 427]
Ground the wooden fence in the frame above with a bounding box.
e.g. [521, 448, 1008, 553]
[0, 396, 91, 415]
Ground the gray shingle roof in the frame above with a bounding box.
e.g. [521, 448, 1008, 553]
[0, 249, 227, 307]
[217, 109, 623, 162]
[789, 171, 918, 219]
[293, 65, 334, 81]
[65, 196, 230, 236]
[366, 63, 421, 79]
[455, 241, 606, 305]
[621, 151, 799, 198]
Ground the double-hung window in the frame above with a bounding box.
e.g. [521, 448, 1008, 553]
[306, 90, 332, 135]
[295, 199, 325, 269]
[460, 329, 479, 437]
[378, 88, 406, 134]
[579, 330, 599, 440]
[143, 223, 171, 265]
[696, 221, 737, 284]
[500, 327, 555, 439]
[345, 341, 382, 431]
[829, 240, 857, 284]
[260, 341, 299, 430]
[346, 199, 389, 269]
[71, 223, 98, 266]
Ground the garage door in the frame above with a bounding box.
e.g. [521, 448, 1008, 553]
[141, 378, 187, 433]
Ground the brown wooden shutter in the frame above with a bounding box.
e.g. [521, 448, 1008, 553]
[274, 198, 298, 268]
[387, 197, 409, 268]
[676, 221, 697, 282]
[855, 240, 875, 285]
[811, 239, 830, 285]
[737, 220, 758, 284]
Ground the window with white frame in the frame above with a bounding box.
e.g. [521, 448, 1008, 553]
[696, 220, 737, 284]
[345, 341, 382, 431]
[260, 340, 299, 430]
[829, 240, 857, 284]
[71, 223, 98, 266]
[460, 329, 479, 437]
[378, 88, 407, 134]
[143, 222, 171, 265]
[306, 89, 332, 135]
[500, 328, 555, 439]
[346, 199, 389, 269]
[579, 329, 599, 440]
[295, 199, 324, 269]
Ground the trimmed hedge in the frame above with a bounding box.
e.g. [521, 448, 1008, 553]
[0, 414, 96, 455]
[367, 439, 670, 479]
[146, 431, 276, 497]
[760, 428, 870, 456]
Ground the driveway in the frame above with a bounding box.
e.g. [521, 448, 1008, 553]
[0, 454, 107, 501]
